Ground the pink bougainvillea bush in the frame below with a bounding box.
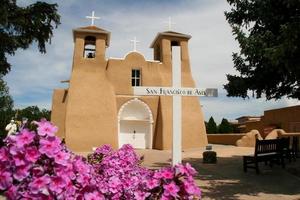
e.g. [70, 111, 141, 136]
[0, 119, 201, 199]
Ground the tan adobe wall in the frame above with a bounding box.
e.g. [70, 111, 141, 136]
[51, 89, 67, 139]
[263, 106, 300, 132]
[207, 134, 246, 145]
[65, 34, 118, 152]
[236, 130, 262, 147]
[245, 120, 264, 136]
[106, 52, 162, 95]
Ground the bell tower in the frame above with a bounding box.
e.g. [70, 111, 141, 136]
[72, 26, 110, 69]
[150, 31, 208, 149]
[65, 26, 118, 151]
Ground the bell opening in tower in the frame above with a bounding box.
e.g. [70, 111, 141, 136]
[83, 36, 96, 58]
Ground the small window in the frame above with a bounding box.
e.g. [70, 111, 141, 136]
[131, 69, 141, 86]
[83, 36, 96, 58]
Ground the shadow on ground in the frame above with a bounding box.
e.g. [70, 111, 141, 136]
[151, 156, 300, 200]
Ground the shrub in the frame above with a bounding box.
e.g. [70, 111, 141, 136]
[0, 119, 201, 199]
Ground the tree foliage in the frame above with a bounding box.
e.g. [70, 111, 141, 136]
[224, 0, 300, 100]
[0, 76, 13, 111]
[0, 0, 60, 75]
[206, 117, 218, 134]
[0, 76, 14, 140]
[16, 106, 51, 122]
[218, 118, 234, 133]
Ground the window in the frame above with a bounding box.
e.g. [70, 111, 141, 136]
[131, 69, 141, 86]
[83, 36, 96, 58]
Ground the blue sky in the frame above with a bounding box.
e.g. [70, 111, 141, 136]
[4, 0, 299, 123]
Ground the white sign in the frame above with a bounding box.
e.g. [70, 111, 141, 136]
[133, 87, 218, 97]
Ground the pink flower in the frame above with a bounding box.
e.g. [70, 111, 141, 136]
[49, 176, 66, 194]
[29, 175, 51, 194]
[12, 151, 26, 166]
[185, 163, 196, 176]
[161, 169, 174, 179]
[25, 146, 41, 163]
[0, 171, 12, 190]
[134, 191, 150, 200]
[56, 163, 75, 180]
[161, 194, 172, 200]
[77, 174, 91, 186]
[0, 147, 9, 161]
[13, 165, 31, 181]
[15, 129, 35, 147]
[39, 137, 61, 157]
[54, 151, 70, 166]
[31, 166, 45, 177]
[153, 171, 163, 179]
[84, 191, 104, 200]
[37, 121, 58, 136]
[163, 182, 179, 197]
[146, 178, 160, 189]
[74, 158, 90, 174]
[95, 144, 113, 155]
[5, 185, 18, 199]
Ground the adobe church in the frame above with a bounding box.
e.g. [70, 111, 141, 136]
[51, 24, 208, 152]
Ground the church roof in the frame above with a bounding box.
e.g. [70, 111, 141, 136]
[150, 31, 191, 48]
[73, 26, 111, 46]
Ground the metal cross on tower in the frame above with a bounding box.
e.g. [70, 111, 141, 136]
[86, 11, 100, 26]
[130, 37, 140, 52]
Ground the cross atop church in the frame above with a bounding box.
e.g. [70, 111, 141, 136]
[164, 16, 176, 31]
[130, 37, 140, 52]
[86, 11, 100, 26]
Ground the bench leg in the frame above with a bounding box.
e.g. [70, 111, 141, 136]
[255, 161, 260, 174]
[243, 157, 247, 172]
[281, 156, 285, 168]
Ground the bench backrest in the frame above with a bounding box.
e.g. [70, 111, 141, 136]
[254, 139, 281, 155]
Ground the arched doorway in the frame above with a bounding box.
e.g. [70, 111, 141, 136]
[118, 98, 153, 149]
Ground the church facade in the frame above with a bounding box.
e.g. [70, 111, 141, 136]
[51, 25, 208, 152]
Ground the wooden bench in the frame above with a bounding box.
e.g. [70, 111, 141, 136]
[243, 138, 285, 174]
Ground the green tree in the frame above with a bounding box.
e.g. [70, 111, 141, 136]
[206, 117, 218, 134]
[17, 106, 51, 122]
[0, 76, 13, 111]
[218, 118, 234, 133]
[0, 0, 60, 75]
[224, 0, 300, 100]
[0, 76, 14, 139]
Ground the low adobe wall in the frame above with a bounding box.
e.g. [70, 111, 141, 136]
[207, 134, 246, 146]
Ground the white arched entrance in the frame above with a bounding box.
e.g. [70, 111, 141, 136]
[118, 98, 153, 149]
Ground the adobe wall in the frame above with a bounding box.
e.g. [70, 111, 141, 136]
[51, 89, 67, 139]
[207, 134, 246, 145]
[65, 34, 118, 152]
[263, 106, 300, 132]
[106, 52, 162, 95]
[245, 120, 264, 135]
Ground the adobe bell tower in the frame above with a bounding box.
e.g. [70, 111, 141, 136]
[65, 26, 118, 151]
[150, 31, 208, 149]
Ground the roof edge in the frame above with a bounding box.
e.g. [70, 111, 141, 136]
[150, 31, 191, 48]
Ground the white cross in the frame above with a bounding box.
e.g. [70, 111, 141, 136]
[133, 47, 217, 165]
[86, 11, 100, 26]
[130, 37, 140, 52]
[164, 16, 176, 31]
